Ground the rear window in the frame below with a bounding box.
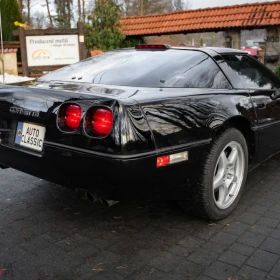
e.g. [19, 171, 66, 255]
[39, 49, 231, 89]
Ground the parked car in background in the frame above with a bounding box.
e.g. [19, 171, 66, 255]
[0, 45, 279, 220]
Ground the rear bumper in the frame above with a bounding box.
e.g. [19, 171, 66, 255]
[0, 140, 210, 201]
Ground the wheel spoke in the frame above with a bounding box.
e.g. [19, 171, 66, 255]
[219, 152, 229, 171]
[217, 184, 230, 205]
[213, 173, 224, 190]
[232, 174, 238, 183]
[228, 147, 238, 167]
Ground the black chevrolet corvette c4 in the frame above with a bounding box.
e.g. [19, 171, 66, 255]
[0, 44, 279, 220]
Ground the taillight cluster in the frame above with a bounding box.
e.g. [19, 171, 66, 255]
[57, 103, 113, 138]
[84, 107, 113, 137]
[65, 104, 82, 130]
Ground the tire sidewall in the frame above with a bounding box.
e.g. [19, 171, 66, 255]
[204, 128, 248, 219]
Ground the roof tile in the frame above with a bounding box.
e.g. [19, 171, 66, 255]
[121, 1, 280, 36]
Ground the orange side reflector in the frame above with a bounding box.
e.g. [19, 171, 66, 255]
[157, 156, 170, 167]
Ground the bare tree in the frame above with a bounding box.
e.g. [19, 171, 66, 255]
[54, 0, 73, 28]
[27, 0, 31, 25]
[122, 0, 192, 17]
[46, 0, 53, 27]
[31, 10, 47, 28]
[78, 0, 81, 21]
[82, 0, 85, 21]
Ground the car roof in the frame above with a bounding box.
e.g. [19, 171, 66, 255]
[203, 47, 247, 54]
[169, 46, 247, 56]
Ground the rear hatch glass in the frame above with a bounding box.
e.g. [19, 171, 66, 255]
[38, 49, 230, 89]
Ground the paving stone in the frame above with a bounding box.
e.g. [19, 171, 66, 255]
[91, 272, 126, 280]
[188, 248, 219, 266]
[239, 190, 262, 206]
[238, 212, 260, 225]
[229, 242, 255, 257]
[270, 203, 280, 213]
[265, 211, 280, 222]
[168, 244, 194, 257]
[250, 224, 274, 236]
[218, 250, 248, 267]
[36, 246, 83, 270]
[203, 261, 238, 280]
[247, 204, 268, 215]
[148, 252, 182, 273]
[196, 276, 216, 280]
[269, 259, 280, 279]
[270, 229, 280, 240]
[107, 237, 140, 255]
[257, 197, 276, 208]
[126, 265, 171, 280]
[67, 244, 99, 259]
[257, 217, 280, 229]
[260, 238, 280, 255]
[237, 265, 267, 280]
[18, 233, 54, 254]
[246, 249, 279, 272]
[238, 231, 266, 248]
[223, 222, 251, 236]
[177, 236, 205, 249]
[210, 232, 238, 246]
[174, 260, 203, 279]
[201, 241, 227, 254]
[132, 225, 168, 241]
[193, 224, 223, 240]
[112, 250, 160, 278]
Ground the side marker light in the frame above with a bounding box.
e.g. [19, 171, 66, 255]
[157, 151, 188, 167]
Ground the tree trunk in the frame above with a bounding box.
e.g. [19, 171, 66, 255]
[78, 0, 81, 21]
[46, 0, 53, 27]
[82, 0, 85, 21]
[138, 0, 143, 15]
[18, 0, 23, 16]
[27, 0, 30, 25]
[66, 0, 71, 28]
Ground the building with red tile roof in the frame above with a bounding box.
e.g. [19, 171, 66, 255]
[121, 1, 280, 36]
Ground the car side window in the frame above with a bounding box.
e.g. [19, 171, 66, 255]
[168, 55, 231, 89]
[222, 54, 280, 89]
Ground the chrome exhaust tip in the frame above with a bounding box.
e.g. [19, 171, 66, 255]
[85, 192, 97, 202]
[99, 198, 119, 207]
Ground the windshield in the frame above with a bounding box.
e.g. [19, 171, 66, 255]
[38, 49, 230, 89]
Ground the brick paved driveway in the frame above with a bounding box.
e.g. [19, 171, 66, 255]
[0, 154, 280, 280]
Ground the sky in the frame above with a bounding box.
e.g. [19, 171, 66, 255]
[190, 0, 277, 10]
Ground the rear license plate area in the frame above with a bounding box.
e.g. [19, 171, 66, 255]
[15, 122, 46, 152]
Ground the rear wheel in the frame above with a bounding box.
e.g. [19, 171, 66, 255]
[179, 128, 248, 220]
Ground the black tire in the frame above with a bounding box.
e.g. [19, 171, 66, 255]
[179, 128, 248, 220]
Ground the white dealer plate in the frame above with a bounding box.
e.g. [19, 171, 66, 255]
[15, 122, 46, 152]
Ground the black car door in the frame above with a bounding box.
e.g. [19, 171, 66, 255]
[220, 54, 280, 161]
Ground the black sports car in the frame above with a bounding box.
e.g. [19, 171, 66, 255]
[0, 44, 279, 220]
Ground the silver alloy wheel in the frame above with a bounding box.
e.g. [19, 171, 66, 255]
[213, 141, 245, 210]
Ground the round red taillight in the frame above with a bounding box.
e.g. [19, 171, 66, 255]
[92, 108, 113, 136]
[65, 104, 82, 130]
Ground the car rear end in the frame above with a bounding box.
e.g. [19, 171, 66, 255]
[0, 85, 155, 197]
